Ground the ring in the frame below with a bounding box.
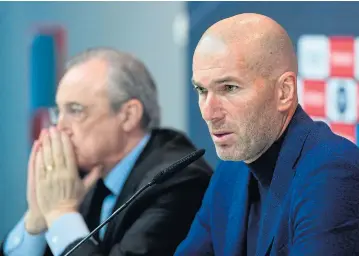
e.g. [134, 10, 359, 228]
[45, 165, 54, 171]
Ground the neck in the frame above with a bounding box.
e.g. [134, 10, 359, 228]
[277, 102, 298, 139]
[102, 129, 147, 176]
[244, 103, 298, 164]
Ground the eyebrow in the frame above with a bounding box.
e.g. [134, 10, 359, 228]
[65, 101, 82, 106]
[191, 76, 242, 88]
[59, 101, 85, 109]
[214, 76, 242, 84]
[191, 78, 202, 87]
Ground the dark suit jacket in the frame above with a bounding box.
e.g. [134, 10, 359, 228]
[1, 128, 213, 256]
[175, 105, 359, 256]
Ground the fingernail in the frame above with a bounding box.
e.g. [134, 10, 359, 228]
[35, 141, 41, 151]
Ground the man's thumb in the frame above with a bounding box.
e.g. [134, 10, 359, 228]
[83, 166, 103, 192]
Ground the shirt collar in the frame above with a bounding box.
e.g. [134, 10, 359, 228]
[103, 133, 151, 196]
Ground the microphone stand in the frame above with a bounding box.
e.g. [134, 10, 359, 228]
[63, 181, 154, 256]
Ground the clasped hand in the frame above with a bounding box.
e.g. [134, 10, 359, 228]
[25, 127, 101, 234]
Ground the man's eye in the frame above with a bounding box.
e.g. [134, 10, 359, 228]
[225, 85, 238, 92]
[71, 108, 82, 114]
[69, 104, 84, 114]
[194, 86, 207, 95]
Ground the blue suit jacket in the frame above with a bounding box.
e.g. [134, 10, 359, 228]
[175, 105, 359, 256]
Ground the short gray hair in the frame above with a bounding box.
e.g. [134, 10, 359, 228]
[65, 47, 161, 130]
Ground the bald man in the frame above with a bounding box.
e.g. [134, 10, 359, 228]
[175, 13, 359, 256]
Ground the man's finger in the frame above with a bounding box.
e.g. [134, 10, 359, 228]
[60, 132, 77, 173]
[28, 140, 40, 174]
[30, 129, 46, 174]
[28, 140, 42, 191]
[49, 127, 65, 168]
[35, 148, 46, 181]
[41, 129, 54, 172]
[83, 166, 103, 192]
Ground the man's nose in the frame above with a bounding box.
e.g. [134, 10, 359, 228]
[200, 93, 224, 122]
[56, 113, 72, 136]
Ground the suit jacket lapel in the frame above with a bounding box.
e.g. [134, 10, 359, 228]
[79, 182, 97, 223]
[226, 164, 252, 255]
[102, 132, 164, 244]
[256, 106, 313, 256]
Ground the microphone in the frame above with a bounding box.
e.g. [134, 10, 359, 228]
[64, 148, 206, 256]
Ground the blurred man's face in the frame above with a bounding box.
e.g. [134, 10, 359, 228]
[192, 36, 282, 162]
[56, 59, 125, 171]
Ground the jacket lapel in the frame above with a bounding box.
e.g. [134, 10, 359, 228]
[102, 131, 165, 245]
[225, 164, 252, 255]
[79, 181, 97, 223]
[256, 105, 313, 256]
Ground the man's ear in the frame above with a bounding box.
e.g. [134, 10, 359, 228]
[276, 71, 296, 112]
[117, 99, 144, 132]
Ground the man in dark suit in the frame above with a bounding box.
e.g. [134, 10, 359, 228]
[2, 48, 212, 256]
[175, 13, 359, 255]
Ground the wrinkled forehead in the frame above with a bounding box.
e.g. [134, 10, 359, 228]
[192, 38, 251, 86]
[56, 61, 109, 105]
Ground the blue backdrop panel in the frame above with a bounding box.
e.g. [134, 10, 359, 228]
[30, 34, 57, 113]
[29, 28, 66, 142]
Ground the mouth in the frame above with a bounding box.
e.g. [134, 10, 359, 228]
[213, 132, 232, 137]
[211, 132, 234, 143]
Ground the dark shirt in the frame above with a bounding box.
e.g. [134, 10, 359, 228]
[246, 132, 287, 256]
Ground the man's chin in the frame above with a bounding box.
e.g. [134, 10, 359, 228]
[216, 147, 236, 161]
[215, 145, 245, 161]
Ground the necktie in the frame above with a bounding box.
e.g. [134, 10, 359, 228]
[86, 179, 111, 241]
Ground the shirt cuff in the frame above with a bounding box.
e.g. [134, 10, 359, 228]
[45, 212, 90, 256]
[4, 216, 47, 256]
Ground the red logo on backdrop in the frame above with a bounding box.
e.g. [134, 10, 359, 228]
[330, 37, 354, 77]
[31, 108, 51, 141]
[330, 123, 356, 143]
[302, 80, 326, 118]
[299, 34, 359, 145]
